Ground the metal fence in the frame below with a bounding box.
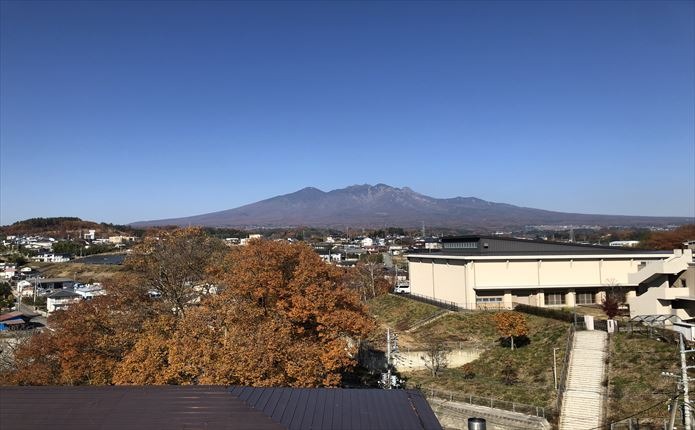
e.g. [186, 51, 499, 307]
[422, 387, 547, 419]
[556, 324, 576, 412]
[405, 293, 511, 312]
[609, 418, 670, 429]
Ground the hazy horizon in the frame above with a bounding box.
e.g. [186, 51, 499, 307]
[1, 1, 694, 225]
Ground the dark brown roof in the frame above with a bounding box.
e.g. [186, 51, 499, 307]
[0, 386, 283, 430]
[0, 386, 443, 430]
[0, 311, 39, 322]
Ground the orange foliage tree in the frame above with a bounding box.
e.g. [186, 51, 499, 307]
[154, 240, 374, 386]
[493, 311, 529, 350]
[7, 280, 156, 385]
[640, 224, 695, 250]
[2, 231, 373, 387]
[124, 227, 227, 317]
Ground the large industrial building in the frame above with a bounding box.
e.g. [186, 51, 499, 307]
[407, 236, 694, 321]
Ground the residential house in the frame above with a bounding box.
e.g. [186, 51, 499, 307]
[47, 290, 81, 313]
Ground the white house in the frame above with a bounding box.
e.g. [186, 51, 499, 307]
[32, 253, 70, 263]
[1, 264, 16, 280]
[361, 237, 374, 248]
[74, 283, 106, 300]
[47, 290, 81, 313]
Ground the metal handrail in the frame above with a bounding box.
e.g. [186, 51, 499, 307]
[405, 293, 512, 312]
[423, 386, 546, 419]
[556, 324, 576, 412]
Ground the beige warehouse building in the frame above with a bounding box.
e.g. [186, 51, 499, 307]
[407, 236, 691, 316]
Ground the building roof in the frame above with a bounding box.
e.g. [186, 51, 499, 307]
[46, 289, 81, 299]
[0, 386, 283, 430]
[0, 386, 443, 430]
[230, 386, 441, 430]
[0, 311, 39, 322]
[35, 277, 74, 283]
[412, 235, 671, 257]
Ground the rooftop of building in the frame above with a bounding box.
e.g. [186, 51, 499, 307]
[0, 386, 442, 430]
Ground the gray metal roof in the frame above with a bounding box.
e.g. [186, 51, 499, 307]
[416, 235, 670, 257]
[0, 386, 443, 430]
[46, 289, 81, 299]
[230, 386, 442, 430]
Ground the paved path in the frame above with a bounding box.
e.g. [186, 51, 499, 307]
[559, 330, 607, 430]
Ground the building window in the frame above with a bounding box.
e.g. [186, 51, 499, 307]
[476, 297, 502, 303]
[443, 241, 478, 249]
[545, 293, 565, 306]
[576, 292, 594, 305]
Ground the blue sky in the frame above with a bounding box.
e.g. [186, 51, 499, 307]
[1, 0, 693, 225]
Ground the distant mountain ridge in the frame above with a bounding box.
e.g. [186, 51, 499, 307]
[130, 184, 691, 229]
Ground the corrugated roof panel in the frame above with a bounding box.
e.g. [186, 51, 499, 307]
[299, 388, 317, 429]
[228, 386, 443, 430]
[308, 386, 326, 429]
[289, 388, 311, 429]
[268, 386, 293, 423]
[0, 386, 285, 430]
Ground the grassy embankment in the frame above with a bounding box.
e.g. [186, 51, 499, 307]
[33, 261, 126, 283]
[368, 294, 570, 409]
[608, 332, 681, 424]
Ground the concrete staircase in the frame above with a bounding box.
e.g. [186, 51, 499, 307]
[559, 330, 608, 430]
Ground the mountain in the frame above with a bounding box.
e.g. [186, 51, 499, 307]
[130, 184, 691, 229]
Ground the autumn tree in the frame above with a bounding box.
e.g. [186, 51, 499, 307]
[4, 280, 155, 385]
[600, 281, 625, 320]
[345, 254, 390, 301]
[493, 311, 529, 350]
[640, 224, 695, 250]
[421, 339, 450, 377]
[501, 359, 519, 385]
[0, 282, 14, 310]
[152, 240, 375, 387]
[124, 227, 227, 317]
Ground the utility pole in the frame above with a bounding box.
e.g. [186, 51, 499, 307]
[386, 328, 392, 389]
[681, 334, 692, 430]
[663, 334, 694, 430]
[553, 347, 559, 390]
[669, 394, 679, 430]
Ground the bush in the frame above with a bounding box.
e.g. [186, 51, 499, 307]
[461, 363, 476, 380]
[514, 304, 575, 323]
[501, 360, 518, 385]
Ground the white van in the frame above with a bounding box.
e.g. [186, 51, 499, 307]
[394, 281, 410, 294]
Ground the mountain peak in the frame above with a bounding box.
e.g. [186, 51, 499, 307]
[130, 184, 688, 229]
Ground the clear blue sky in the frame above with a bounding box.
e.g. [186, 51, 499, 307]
[1, 0, 693, 225]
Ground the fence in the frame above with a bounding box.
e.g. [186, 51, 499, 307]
[609, 418, 670, 429]
[556, 324, 576, 412]
[405, 293, 511, 312]
[422, 386, 547, 419]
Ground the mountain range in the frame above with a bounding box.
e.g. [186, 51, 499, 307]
[129, 184, 691, 230]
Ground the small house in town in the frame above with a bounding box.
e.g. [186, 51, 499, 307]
[46, 289, 81, 313]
